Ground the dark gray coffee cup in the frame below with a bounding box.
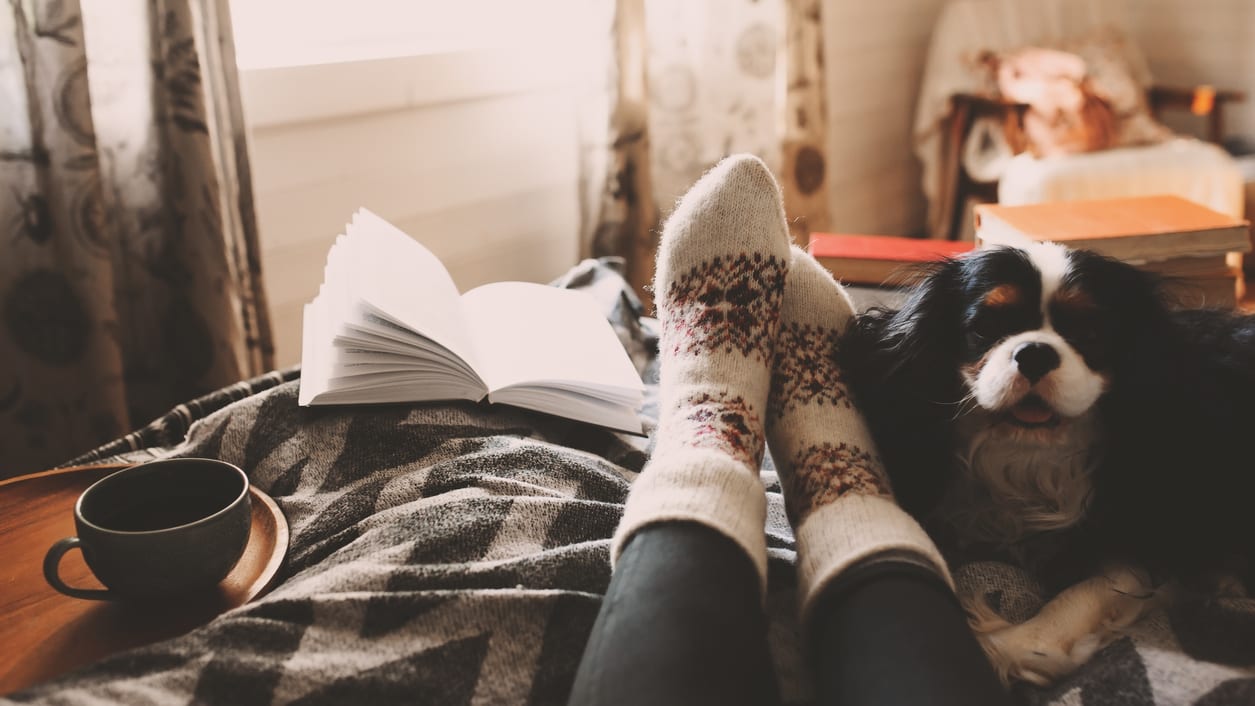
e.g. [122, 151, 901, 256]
[43, 458, 252, 601]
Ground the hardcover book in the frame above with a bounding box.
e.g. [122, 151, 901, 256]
[1162, 274, 1242, 309]
[807, 233, 974, 285]
[974, 195, 1252, 262]
[299, 209, 645, 433]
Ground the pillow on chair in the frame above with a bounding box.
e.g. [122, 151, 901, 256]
[986, 32, 1171, 159]
[1064, 30, 1172, 148]
[994, 46, 1117, 157]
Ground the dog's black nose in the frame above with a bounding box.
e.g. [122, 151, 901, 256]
[1013, 342, 1060, 383]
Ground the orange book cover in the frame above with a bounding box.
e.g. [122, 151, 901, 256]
[974, 195, 1251, 262]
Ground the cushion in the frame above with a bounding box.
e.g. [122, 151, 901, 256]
[998, 137, 1246, 219]
[1063, 29, 1172, 147]
[995, 46, 1118, 157]
[990, 32, 1171, 158]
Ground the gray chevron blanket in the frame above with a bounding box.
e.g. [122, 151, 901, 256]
[6, 259, 1253, 705]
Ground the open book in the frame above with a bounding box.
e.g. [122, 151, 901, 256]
[299, 209, 645, 434]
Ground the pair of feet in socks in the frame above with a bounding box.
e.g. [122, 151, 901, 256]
[613, 155, 950, 622]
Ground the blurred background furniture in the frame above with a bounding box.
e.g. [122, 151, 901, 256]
[914, 0, 1247, 241]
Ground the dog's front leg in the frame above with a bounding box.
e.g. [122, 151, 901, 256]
[965, 564, 1166, 686]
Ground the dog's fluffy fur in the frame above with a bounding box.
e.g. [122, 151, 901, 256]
[837, 243, 1255, 684]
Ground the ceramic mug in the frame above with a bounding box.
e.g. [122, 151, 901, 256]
[43, 458, 252, 600]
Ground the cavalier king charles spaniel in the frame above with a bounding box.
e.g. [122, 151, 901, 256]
[837, 242, 1255, 685]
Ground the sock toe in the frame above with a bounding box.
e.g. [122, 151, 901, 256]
[656, 154, 791, 290]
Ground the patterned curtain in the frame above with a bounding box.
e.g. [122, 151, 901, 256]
[0, 0, 271, 477]
[580, 0, 831, 307]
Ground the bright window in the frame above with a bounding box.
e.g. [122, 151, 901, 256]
[229, 0, 592, 70]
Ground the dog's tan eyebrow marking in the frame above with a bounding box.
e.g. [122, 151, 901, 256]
[1052, 287, 1095, 311]
[982, 285, 1021, 308]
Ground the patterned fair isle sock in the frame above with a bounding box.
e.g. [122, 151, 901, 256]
[612, 154, 792, 597]
[767, 247, 953, 625]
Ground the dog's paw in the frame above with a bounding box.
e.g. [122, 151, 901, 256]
[977, 624, 1103, 687]
[963, 592, 1014, 633]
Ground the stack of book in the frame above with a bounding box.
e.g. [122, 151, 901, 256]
[975, 195, 1252, 308]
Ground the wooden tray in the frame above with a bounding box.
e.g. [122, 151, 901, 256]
[0, 463, 289, 695]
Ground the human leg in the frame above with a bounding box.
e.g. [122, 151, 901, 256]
[568, 154, 790, 706]
[569, 522, 779, 706]
[766, 248, 1007, 706]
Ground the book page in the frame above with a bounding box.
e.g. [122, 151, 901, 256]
[299, 209, 489, 406]
[460, 282, 644, 401]
[484, 385, 644, 433]
[298, 299, 331, 405]
[338, 209, 480, 370]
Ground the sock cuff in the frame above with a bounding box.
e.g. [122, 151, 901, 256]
[612, 453, 769, 597]
[794, 493, 953, 626]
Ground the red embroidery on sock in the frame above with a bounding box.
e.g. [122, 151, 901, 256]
[785, 442, 889, 521]
[662, 254, 787, 363]
[678, 391, 764, 468]
[769, 322, 853, 418]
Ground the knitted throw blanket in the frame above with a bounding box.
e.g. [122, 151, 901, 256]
[6, 260, 1252, 705]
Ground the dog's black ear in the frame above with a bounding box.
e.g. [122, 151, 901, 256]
[837, 258, 967, 517]
[1066, 250, 1174, 374]
[840, 257, 967, 390]
[1072, 251, 1166, 316]
[872, 258, 968, 372]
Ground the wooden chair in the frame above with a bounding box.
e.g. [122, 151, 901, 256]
[942, 87, 1245, 241]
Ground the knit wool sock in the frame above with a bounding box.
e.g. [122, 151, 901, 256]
[612, 154, 791, 596]
[767, 247, 953, 624]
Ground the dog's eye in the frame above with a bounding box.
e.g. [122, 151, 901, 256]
[966, 306, 1035, 347]
[966, 315, 1005, 343]
[1065, 326, 1105, 354]
[1054, 310, 1111, 365]
[1055, 313, 1103, 346]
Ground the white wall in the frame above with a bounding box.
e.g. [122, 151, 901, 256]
[242, 50, 588, 368]
[1130, 0, 1255, 145]
[821, 0, 947, 237]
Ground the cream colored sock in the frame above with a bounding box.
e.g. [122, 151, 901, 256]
[767, 247, 953, 624]
[612, 154, 791, 596]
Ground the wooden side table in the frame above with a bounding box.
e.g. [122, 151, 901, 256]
[0, 464, 288, 696]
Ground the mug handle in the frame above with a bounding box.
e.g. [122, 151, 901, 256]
[43, 537, 114, 601]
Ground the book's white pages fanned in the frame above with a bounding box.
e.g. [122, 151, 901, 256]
[299, 209, 645, 434]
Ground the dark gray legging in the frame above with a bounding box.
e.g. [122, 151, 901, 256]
[568, 522, 1009, 706]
